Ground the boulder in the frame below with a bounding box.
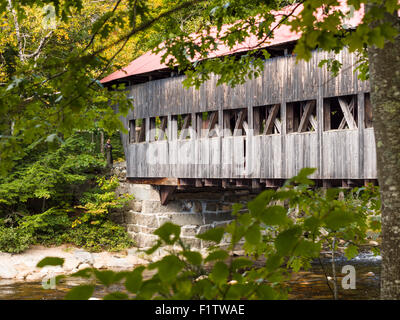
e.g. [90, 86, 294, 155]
[0, 265, 17, 279]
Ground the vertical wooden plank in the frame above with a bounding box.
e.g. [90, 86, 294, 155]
[253, 107, 261, 135]
[324, 99, 331, 131]
[281, 56, 287, 178]
[191, 112, 197, 139]
[247, 106, 253, 177]
[286, 103, 294, 133]
[317, 87, 324, 179]
[358, 92, 365, 179]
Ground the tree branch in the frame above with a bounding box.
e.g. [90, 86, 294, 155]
[82, 0, 123, 53]
[23, 31, 54, 60]
[7, 0, 24, 61]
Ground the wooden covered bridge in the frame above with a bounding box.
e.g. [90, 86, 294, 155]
[101, 9, 376, 200]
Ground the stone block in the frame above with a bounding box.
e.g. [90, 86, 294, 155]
[127, 224, 157, 234]
[203, 212, 234, 224]
[197, 224, 213, 235]
[201, 239, 218, 249]
[142, 200, 182, 214]
[125, 211, 158, 228]
[127, 224, 140, 233]
[127, 184, 160, 201]
[129, 232, 158, 248]
[115, 184, 129, 196]
[181, 226, 198, 237]
[128, 200, 142, 212]
[218, 203, 232, 212]
[158, 213, 204, 226]
[174, 192, 223, 201]
[180, 237, 202, 249]
[205, 202, 218, 212]
[213, 220, 232, 228]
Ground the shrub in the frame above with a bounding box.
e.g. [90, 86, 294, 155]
[0, 226, 32, 253]
[67, 221, 134, 252]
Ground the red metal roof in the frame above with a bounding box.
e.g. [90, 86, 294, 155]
[101, 2, 364, 84]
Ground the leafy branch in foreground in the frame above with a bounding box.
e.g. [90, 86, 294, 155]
[38, 168, 381, 300]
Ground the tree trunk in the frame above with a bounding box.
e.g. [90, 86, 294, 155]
[100, 130, 104, 154]
[368, 10, 400, 299]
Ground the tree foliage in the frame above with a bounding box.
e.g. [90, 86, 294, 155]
[0, 133, 133, 252]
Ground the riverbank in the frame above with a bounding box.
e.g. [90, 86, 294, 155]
[0, 245, 150, 282]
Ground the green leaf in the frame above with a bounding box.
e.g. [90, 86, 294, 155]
[210, 261, 229, 285]
[103, 292, 129, 300]
[293, 240, 321, 258]
[290, 257, 303, 272]
[326, 188, 340, 200]
[287, 168, 316, 186]
[231, 257, 253, 271]
[205, 249, 229, 262]
[344, 244, 358, 260]
[70, 268, 93, 278]
[36, 257, 65, 268]
[256, 284, 277, 299]
[226, 284, 251, 299]
[136, 279, 161, 300]
[125, 267, 145, 293]
[231, 203, 244, 216]
[93, 270, 116, 287]
[152, 255, 185, 282]
[245, 224, 261, 245]
[325, 209, 354, 230]
[183, 251, 203, 265]
[265, 254, 282, 272]
[237, 212, 252, 227]
[145, 241, 161, 255]
[65, 285, 94, 300]
[304, 216, 321, 233]
[154, 222, 180, 245]
[247, 190, 274, 217]
[197, 227, 225, 243]
[275, 227, 302, 255]
[260, 206, 288, 226]
[371, 246, 380, 256]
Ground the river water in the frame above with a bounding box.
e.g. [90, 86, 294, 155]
[0, 252, 381, 300]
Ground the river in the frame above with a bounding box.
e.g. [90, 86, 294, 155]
[0, 252, 381, 300]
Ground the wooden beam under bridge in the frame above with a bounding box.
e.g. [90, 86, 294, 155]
[127, 177, 378, 188]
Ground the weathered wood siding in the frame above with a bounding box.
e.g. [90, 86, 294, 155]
[121, 48, 376, 180]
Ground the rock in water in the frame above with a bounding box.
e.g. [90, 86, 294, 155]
[0, 265, 17, 279]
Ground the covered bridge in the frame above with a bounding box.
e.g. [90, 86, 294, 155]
[102, 4, 377, 204]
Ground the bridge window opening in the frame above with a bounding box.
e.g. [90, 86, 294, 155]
[323, 95, 357, 131]
[365, 93, 373, 128]
[150, 116, 168, 141]
[196, 111, 219, 138]
[286, 100, 316, 133]
[129, 118, 146, 143]
[223, 108, 248, 136]
[177, 114, 193, 140]
[254, 104, 281, 135]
